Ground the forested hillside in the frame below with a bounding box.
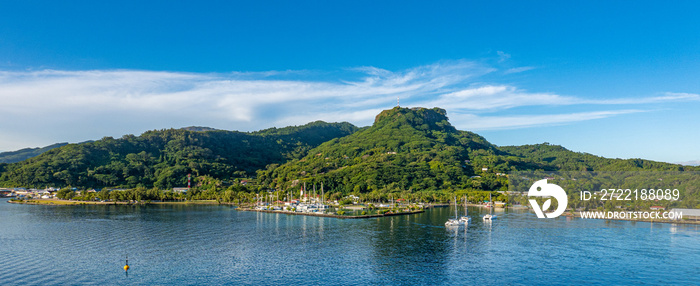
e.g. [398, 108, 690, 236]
[258, 107, 540, 196]
[0, 121, 357, 189]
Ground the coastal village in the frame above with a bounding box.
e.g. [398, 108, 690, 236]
[1, 187, 60, 199]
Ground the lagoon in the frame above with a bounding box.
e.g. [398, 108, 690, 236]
[0, 198, 698, 285]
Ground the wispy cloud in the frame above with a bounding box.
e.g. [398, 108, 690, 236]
[577, 92, 700, 105]
[452, 110, 646, 130]
[497, 51, 511, 63]
[424, 85, 579, 110]
[0, 61, 697, 150]
[504, 66, 536, 74]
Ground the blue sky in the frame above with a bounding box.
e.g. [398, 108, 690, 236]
[0, 1, 698, 164]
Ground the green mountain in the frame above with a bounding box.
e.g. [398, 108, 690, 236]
[259, 107, 522, 194]
[0, 121, 357, 189]
[258, 107, 696, 197]
[0, 143, 70, 164]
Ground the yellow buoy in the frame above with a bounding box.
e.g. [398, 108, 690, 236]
[124, 264, 129, 271]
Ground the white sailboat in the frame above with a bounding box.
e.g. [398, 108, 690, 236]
[483, 193, 498, 221]
[459, 196, 471, 224]
[445, 197, 464, 226]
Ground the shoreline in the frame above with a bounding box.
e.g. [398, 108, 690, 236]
[6, 198, 698, 225]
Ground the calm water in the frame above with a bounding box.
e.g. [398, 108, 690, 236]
[1, 198, 699, 285]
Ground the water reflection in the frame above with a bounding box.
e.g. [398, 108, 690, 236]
[318, 215, 324, 240]
[364, 210, 454, 285]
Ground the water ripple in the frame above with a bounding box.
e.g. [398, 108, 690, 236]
[1, 200, 699, 285]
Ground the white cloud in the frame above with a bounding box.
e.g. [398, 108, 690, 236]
[426, 85, 579, 110]
[504, 66, 536, 74]
[583, 92, 700, 104]
[452, 110, 645, 130]
[0, 62, 697, 150]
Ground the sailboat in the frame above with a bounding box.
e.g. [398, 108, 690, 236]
[445, 197, 464, 226]
[483, 193, 498, 221]
[459, 196, 471, 224]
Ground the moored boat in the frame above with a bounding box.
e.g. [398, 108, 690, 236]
[483, 193, 497, 221]
[445, 197, 465, 227]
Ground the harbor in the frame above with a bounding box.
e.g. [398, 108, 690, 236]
[242, 182, 426, 219]
[239, 207, 424, 219]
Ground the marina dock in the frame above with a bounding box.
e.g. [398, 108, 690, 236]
[240, 208, 424, 219]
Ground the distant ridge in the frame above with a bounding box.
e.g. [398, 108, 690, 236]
[0, 143, 70, 163]
[180, 126, 220, 132]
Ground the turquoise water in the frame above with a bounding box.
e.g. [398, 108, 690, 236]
[1, 198, 698, 285]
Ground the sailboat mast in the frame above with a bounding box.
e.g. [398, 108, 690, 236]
[464, 195, 467, 215]
[454, 197, 458, 218]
